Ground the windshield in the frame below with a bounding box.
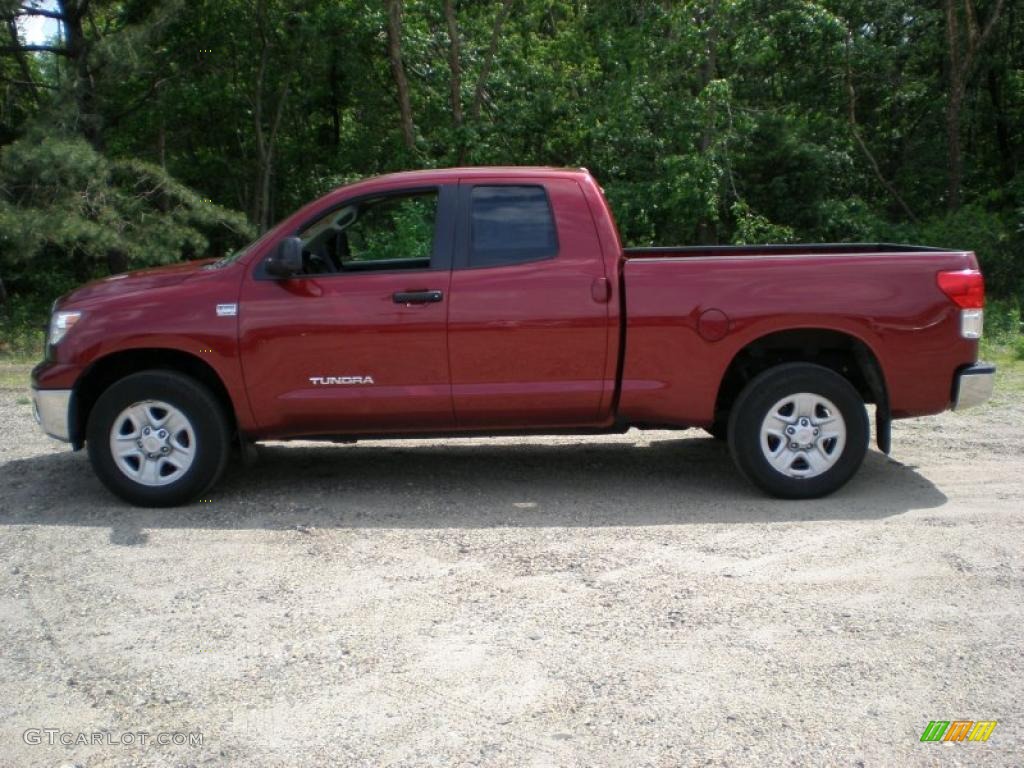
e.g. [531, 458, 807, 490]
[207, 227, 279, 269]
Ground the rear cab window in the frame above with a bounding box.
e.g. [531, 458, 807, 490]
[468, 185, 559, 268]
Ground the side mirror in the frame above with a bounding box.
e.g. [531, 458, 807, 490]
[266, 237, 303, 278]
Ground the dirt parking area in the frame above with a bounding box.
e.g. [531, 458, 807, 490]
[1, 363, 1022, 767]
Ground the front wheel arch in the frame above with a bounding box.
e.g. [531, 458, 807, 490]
[86, 370, 231, 506]
[73, 348, 237, 448]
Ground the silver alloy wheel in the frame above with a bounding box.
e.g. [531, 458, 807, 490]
[759, 392, 847, 479]
[109, 400, 196, 486]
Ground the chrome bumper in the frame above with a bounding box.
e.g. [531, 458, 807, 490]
[32, 388, 72, 442]
[953, 363, 996, 411]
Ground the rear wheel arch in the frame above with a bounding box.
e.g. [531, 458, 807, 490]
[72, 348, 237, 448]
[712, 328, 888, 444]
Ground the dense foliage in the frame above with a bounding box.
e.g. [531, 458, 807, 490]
[1, 0, 1022, 335]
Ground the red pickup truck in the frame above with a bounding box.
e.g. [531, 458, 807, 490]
[32, 167, 994, 506]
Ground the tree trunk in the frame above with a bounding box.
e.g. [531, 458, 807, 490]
[946, 91, 964, 211]
[4, 18, 40, 103]
[943, 0, 1006, 211]
[845, 31, 917, 222]
[469, 0, 514, 123]
[696, 2, 719, 244]
[444, 0, 463, 132]
[986, 69, 1014, 184]
[252, 81, 290, 232]
[255, 158, 273, 232]
[251, 0, 291, 232]
[329, 56, 341, 147]
[386, 0, 415, 151]
[58, 0, 102, 148]
[944, 0, 964, 211]
[157, 121, 166, 169]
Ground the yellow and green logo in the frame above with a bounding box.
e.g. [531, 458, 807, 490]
[920, 720, 997, 742]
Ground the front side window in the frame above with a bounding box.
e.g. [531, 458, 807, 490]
[470, 185, 558, 267]
[298, 190, 438, 274]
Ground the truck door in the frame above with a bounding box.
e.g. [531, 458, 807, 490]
[238, 186, 455, 435]
[447, 177, 612, 428]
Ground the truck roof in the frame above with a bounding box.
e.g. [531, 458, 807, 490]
[362, 166, 593, 186]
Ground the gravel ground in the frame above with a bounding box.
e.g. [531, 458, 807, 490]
[1, 363, 1022, 767]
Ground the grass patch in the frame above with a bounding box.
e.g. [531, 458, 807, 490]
[980, 297, 1024, 398]
[982, 298, 1024, 364]
[984, 351, 1024, 397]
[0, 350, 42, 365]
[1, 296, 48, 361]
[0, 331, 45, 361]
[0, 363, 33, 390]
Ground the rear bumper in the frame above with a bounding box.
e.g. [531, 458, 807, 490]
[32, 388, 73, 442]
[952, 363, 996, 410]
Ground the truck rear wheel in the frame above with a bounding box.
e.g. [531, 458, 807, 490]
[86, 371, 230, 507]
[727, 363, 869, 499]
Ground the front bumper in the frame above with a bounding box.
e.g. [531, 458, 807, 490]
[32, 388, 73, 442]
[952, 363, 996, 410]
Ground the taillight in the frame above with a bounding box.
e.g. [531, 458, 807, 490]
[937, 269, 984, 308]
[937, 269, 985, 339]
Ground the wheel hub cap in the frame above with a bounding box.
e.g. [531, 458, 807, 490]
[140, 429, 167, 455]
[109, 400, 196, 487]
[760, 393, 846, 479]
[789, 418, 817, 447]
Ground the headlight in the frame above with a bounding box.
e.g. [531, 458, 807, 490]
[48, 310, 83, 346]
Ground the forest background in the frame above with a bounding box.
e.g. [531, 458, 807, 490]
[1, 0, 1021, 357]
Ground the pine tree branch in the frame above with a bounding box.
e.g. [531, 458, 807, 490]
[0, 43, 69, 55]
[1, 7, 65, 22]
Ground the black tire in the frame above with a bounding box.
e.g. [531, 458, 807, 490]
[704, 421, 727, 441]
[86, 370, 230, 507]
[727, 363, 869, 499]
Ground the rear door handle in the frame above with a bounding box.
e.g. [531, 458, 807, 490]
[393, 290, 443, 304]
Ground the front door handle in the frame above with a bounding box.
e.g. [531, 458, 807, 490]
[393, 290, 444, 304]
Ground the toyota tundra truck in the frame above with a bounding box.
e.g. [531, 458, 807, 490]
[31, 167, 995, 506]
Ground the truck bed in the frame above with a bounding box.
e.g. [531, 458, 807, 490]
[624, 243, 947, 259]
[617, 245, 978, 427]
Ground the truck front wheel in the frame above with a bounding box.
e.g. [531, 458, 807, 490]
[727, 363, 869, 499]
[86, 371, 230, 507]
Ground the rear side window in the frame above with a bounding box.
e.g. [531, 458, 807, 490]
[470, 185, 558, 267]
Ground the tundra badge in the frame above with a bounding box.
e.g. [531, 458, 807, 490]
[309, 376, 376, 386]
